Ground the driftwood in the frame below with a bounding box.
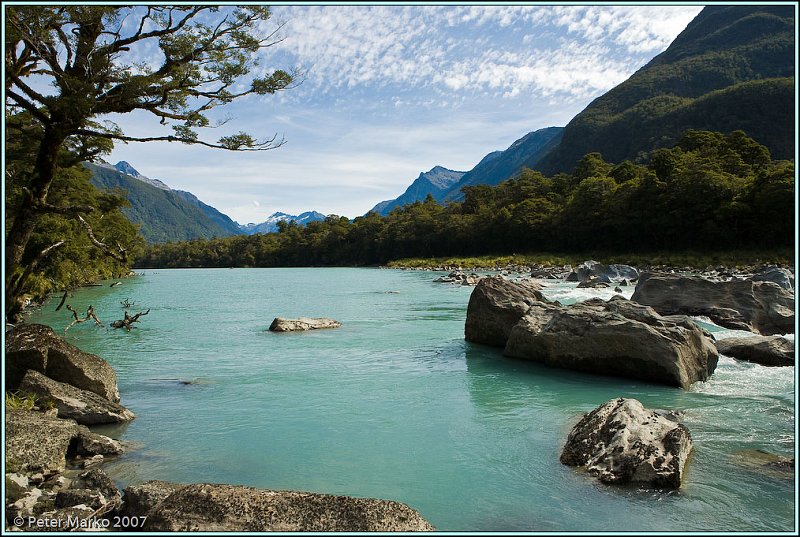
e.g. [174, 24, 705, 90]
[64, 305, 102, 333]
[120, 298, 136, 309]
[111, 309, 150, 331]
[55, 290, 69, 311]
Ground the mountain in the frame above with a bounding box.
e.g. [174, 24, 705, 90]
[370, 126, 563, 214]
[535, 5, 795, 175]
[239, 211, 327, 235]
[371, 166, 466, 215]
[441, 126, 563, 202]
[86, 162, 244, 243]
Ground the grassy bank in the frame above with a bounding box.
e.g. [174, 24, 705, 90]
[386, 249, 795, 270]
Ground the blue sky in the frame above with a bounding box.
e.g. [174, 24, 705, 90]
[105, 4, 704, 224]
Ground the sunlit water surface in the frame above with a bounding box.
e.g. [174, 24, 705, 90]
[27, 268, 795, 531]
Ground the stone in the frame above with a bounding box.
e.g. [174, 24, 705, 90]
[18, 370, 135, 425]
[560, 398, 692, 488]
[631, 272, 794, 335]
[504, 296, 718, 389]
[142, 483, 435, 532]
[75, 429, 124, 457]
[568, 260, 639, 284]
[464, 276, 547, 347]
[6, 473, 32, 503]
[5, 410, 80, 474]
[121, 481, 186, 518]
[751, 266, 794, 290]
[69, 469, 122, 505]
[268, 317, 342, 332]
[714, 335, 794, 366]
[55, 488, 106, 510]
[5, 323, 121, 402]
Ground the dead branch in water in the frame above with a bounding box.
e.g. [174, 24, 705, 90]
[64, 305, 102, 333]
[111, 309, 150, 331]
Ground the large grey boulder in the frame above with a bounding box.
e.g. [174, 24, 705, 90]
[561, 398, 692, 488]
[6, 323, 121, 402]
[751, 266, 794, 291]
[19, 370, 135, 425]
[5, 410, 123, 475]
[268, 317, 342, 332]
[715, 336, 794, 366]
[121, 481, 187, 518]
[567, 260, 639, 284]
[142, 483, 435, 531]
[5, 410, 81, 475]
[464, 276, 547, 347]
[504, 296, 718, 389]
[631, 273, 794, 335]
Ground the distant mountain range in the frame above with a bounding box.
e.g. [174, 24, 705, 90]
[87, 161, 324, 243]
[371, 126, 562, 215]
[239, 211, 327, 234]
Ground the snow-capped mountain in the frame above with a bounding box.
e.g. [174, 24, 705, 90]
[239, 211, 327, 235]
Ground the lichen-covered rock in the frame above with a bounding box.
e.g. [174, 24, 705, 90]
[714, 335, 794, 366]
[121, 481, 186, 518]
[19, 370, 135, 425]
[464, 276, 547, 347]
[5, 410, 81, 474]
[5, 323, 121, 402]
[504, 296, 718, 389]
[631, 273, 794, 335]
[142, 483, 435, 531]
[561, 398, 692, 488]
[5, 410, 122, 476]
[268, 317, 342, 332]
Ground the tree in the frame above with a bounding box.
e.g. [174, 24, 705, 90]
[5, 6, 295, 318]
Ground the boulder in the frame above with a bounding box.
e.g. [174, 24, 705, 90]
[268, 317, 342, 332]
[631, 272, 794, 335]
[751, 266, 794, 290]
[560, 398, 692, 488]
[504, 296, 718, 389]
[142, 483, 435, 531]
[121, 480, 186, 518]
[5, 410, 81, 474]
[464, 276, 547, 347]
[714, 336, 794, 366]
[6, 323, 121, 402]
[5, 410, 122, 475]
[19, 370, 135, 425]
[568, 260, 639, 284]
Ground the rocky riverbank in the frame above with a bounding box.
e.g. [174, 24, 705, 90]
[4, 324, 435, 532]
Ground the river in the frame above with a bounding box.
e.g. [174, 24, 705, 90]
[26, 267, 795, 531]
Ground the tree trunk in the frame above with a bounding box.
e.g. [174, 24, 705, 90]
[4, 126, 65, 320]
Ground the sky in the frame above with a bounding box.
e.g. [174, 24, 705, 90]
[103, 4, 705, 225]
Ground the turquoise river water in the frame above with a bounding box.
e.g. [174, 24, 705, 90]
[26, 268, 795, 532]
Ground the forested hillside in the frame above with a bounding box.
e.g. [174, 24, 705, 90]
[535, 5, 795, 175]
[87, 163, 243, 243]
[136, 130, 793, 268]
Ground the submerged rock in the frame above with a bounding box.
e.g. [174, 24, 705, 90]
[19, 370, 135, 425]
[268, 317, 342, 332]
[714, 336, 794, 366]
[504, 296, 718, 389]
[141, 483, 435, 531]
[561, 398, 692, 488]
[6, 323, 121, 402]
[631, 272, 794, 335]
[464, 276, 546, 347]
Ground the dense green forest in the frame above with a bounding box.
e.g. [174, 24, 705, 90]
[5, 114, 146, 316]
[136, 130, 794, 269]
[536, 5, 795, 174]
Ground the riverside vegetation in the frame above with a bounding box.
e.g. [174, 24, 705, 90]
[136, 130, 793, 269]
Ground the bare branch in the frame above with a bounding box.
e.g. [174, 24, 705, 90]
[10, 240, 66, 301]
[64, 304, 102, 333]
[76, 214, 127, 262]
[6, 89, 50, 124]
[73, 128, 286, 151]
